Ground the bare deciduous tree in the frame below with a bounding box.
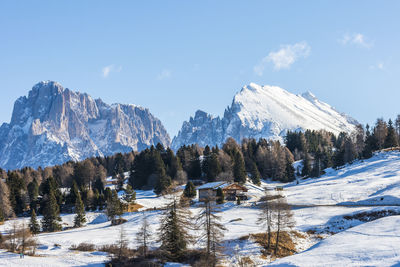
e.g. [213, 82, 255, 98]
[257, 188, 273, 250]
[271, 194, 294, 256]
[196, 199, 226, 266]
[136, 212, 152, 257]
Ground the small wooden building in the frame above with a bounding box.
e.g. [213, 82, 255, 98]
[220, 183, 248, 201]
[197, 182, 248, 202]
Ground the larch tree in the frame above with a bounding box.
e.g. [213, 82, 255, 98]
[271, 194, 295, 256]
[136, 212, 152, 258]
[257, 189, 273, 250]
[196, 200, 226, 266]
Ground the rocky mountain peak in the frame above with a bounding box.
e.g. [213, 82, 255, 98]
[0, 81, 170, 170]
[172, 82, 358, 149]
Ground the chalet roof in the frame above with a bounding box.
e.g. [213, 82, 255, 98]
[197, 181, 227, 190]
[220, 183, 248, 191]
[197, 182, 248, 191]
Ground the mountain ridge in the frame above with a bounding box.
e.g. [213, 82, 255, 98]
[0, 81, 170, 170]
[171, 82, 358, 149]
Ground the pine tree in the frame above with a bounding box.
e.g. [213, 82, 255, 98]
[67, 180, 80, 206]
[203, 151, 221, 182]
[216, 187, 224, 204]
[106, 190, 122, 221]
[384, 119, 398, 148]
[301, 153, 312, 177]
[29, 209, 40, 235]
[158, 198, 193, 261]
[189, 151, 202, 179]
[183, 181, 196, 198]
[74, 192, 86, 227]
[250, 162, 261, 185]
[363, 124, 376, 158]
[123, 184, 136, 204]
[27, 178, 39, 212]
[154, 153, 172, 195]
[41, 191, 62, 232]
[233, 151, 246, 184]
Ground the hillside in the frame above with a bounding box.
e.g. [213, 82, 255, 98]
[1, 151, 400, 266]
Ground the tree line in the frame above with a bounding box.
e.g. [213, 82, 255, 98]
[0, 116, 399, 225]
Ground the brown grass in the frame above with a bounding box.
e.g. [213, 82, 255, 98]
[123, 203, 144, 213]
[252, 231, 303, 258]
[70, 242, 96, 252]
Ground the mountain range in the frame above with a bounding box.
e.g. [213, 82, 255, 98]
[0, 81, 358, 170]
[171, 82, 358, 149]
[0, 81, 170, 170]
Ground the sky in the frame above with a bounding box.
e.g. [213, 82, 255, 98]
[0, 1, 399, 137]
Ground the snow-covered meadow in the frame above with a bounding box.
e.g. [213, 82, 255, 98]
[1, 151, 400, 266]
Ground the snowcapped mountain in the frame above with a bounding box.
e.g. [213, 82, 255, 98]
[0, 81, 170, 170]
[172, 82, 358, 149]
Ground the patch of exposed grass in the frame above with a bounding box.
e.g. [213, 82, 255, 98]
[251, 231, 304, 258]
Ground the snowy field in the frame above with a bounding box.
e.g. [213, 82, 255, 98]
[1, 151, 400, 266]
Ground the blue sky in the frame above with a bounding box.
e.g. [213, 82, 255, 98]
[0, 1, 399, 136]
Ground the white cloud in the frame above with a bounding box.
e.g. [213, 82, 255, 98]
[339, 33, 373, 48]
[254, 42, 311, 75]
[157, 69, 172, 80]
[102, 64, 122, 78]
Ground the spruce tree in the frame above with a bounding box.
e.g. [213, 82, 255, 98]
[158, 198, 192, 261]
[67, 180, 80, 206]
[233, 151, 246, 184]
[27, 178, 39, 212]
[29, 209, 40, 235]
[183, 181, 196, 198]
[106, 190, 122, 221]
[250, 162, 261, 185]
[74, 192, 86, 228]
[301, 153, 312, 177]
[123, 184, 136, 204]
[154, 152, 172, 195]
[41, 191, 62, 232]
[363, 124, 377, 158]
[384, 119, 398, 148]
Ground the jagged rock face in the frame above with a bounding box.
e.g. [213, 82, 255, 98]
[172, 82, 358, 149]
[0, 81, 170, 169]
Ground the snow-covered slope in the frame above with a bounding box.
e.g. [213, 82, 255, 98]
[270, 215, 400, 267]
[172, 83, 358, 149]
[2, 151, 400, 266]
[284, 151, 400, 206]
[0, 81, 171, 169]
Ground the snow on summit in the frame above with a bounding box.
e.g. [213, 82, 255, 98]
[172, 83, 358, 149]
[234, 83, 357, 135]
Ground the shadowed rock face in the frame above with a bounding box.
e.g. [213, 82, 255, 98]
[0, 81, 170, 170]
[172, 83, 358, 149]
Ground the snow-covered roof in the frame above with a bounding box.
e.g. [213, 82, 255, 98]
[197, 181, 227, 190]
